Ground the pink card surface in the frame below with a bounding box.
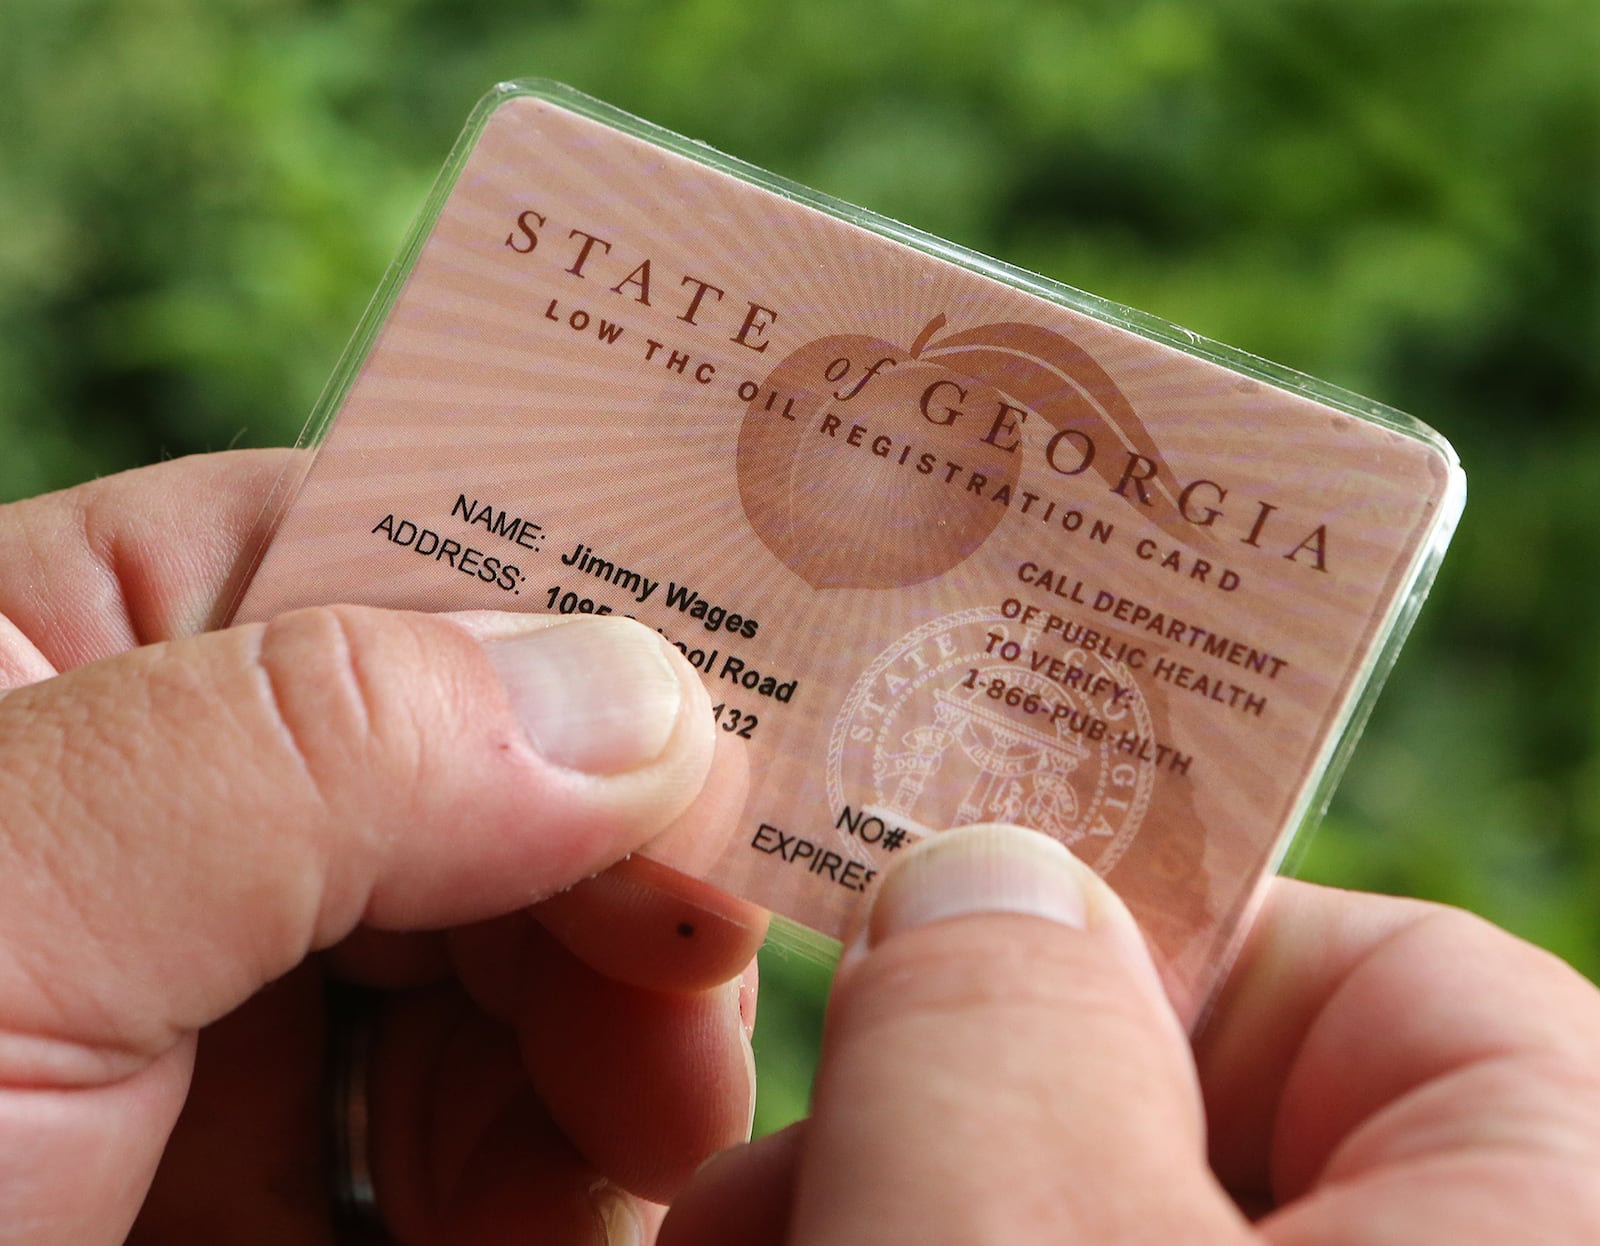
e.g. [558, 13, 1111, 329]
[233, 85, 1462, 1023]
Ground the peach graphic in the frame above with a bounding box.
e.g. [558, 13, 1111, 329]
[736, 314, 1179, 589]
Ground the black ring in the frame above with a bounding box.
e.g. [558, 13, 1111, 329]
[326, 983, 383, 1238]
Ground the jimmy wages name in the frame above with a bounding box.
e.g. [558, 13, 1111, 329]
[560, 541, 761, 638]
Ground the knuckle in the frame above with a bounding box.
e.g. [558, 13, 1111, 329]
[245, 606, 432, 944]
[839, 920, 1151, 1042]
[251, 606, 410, 807]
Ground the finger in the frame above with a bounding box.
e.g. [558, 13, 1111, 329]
[0, 1046, 194, 1246]
[446, 911, 760, 1201]
[448, 878, 763, 1028]
[792, 824, 1251, 1245]
[0, 607, 716, 1242]
[533, 853, 769, 994]
[0, 607, 716, 1070]
[657, 1122, 803, 1246]
[1195, 880, 1600, 1240]
[125, 968, 332, 1245]
[513, 923, 756, 1204]
[0, 449, 296, 677]
[1196, 879, 1435, 1202]
[452, 727, 760, 1011]
[369, 985, 649, 1246]
[436, 1109, 648, 1246]
[446, 908, 760, 1207]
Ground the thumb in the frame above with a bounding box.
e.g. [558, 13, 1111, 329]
[0, 605, 715, 1243]
[0, 606, 716, 1065]
[792, 824, 1250, 1245]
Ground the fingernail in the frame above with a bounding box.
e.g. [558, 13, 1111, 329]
[737, 956, 760, 1041]
[846, 824, 1176, 1022]
[850, 824, 1170, 1001]
[485, 618, 686, 775]
[728, 977, 758, 1141]
[590, 1180, 644, 1246]
[863, 824, 1093, 949]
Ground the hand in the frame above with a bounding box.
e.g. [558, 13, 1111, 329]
[0, 450, 764, 1245]
[663, 824, 1600, 1244]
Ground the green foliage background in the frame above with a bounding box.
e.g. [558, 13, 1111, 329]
[2, 0, 1596, 1135]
